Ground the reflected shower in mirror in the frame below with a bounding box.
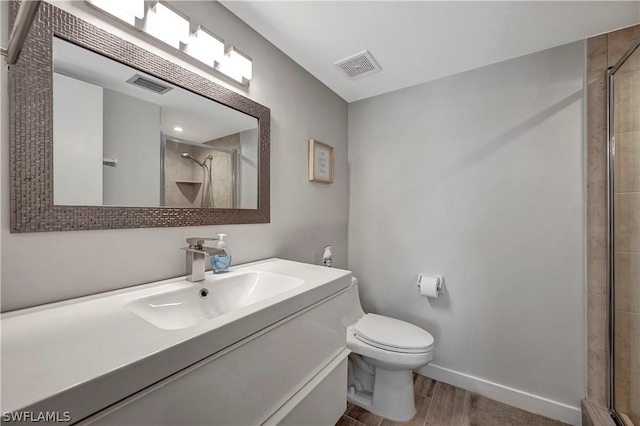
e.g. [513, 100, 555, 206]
[52, 37, 258, 209]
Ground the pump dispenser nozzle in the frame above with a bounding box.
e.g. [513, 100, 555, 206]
[323, 245, 333, 267]
[216, 233, 227, 248]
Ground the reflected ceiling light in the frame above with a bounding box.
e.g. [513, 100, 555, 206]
[86, 0, 144, 26]
[218, 47, 253, 84]
[174, 126, 183, 132]
[186, 26, 225, 68]
[145, 2, 190, 49]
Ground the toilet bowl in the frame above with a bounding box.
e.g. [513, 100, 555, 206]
[345, 277, 435, 422]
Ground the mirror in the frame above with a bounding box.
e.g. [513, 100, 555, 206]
[53, 38, 258, 209]
[9, 1, 270, 232]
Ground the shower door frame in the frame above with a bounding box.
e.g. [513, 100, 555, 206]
[606, 35, 640, 425]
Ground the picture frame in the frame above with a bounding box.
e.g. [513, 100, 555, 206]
[308, 139, 334, 183]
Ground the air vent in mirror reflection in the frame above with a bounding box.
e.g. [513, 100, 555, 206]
[125, 74, 173, 94]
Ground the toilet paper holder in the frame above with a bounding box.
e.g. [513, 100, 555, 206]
[417, 274, 443, 295]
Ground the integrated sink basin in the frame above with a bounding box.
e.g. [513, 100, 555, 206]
[126, 271, 305, 330]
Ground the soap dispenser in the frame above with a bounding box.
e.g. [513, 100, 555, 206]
[323, 245, 333, 267]
[211, 233, 231, 274]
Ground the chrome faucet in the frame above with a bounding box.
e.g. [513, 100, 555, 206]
[181, 237, 225, 282]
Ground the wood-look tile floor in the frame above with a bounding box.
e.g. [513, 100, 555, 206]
[336, 375, 569, 426]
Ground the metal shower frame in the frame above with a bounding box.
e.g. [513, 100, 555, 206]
[605, 34, 640, 426]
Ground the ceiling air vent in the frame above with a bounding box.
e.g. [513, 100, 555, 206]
[334, 50, 381, 80]
[126, 74, 173, 94]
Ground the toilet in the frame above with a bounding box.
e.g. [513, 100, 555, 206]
[345, 277, 435, 422]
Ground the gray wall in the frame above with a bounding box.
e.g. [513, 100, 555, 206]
[0, 0, 348, 311]
[103, 89, 161, 207]
[348, 42, 585, 416]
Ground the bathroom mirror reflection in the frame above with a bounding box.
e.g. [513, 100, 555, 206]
[52, 38, 258, 209]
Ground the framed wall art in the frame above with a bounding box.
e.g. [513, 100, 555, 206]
[308, 139, 334, 183]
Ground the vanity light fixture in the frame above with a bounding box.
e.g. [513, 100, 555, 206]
[86, 0, 144, 26]
[186, 26, 225, 68]
[218, 47, 253, 84]
[144, 2, 190, 49]
[84, 0, 253, 86]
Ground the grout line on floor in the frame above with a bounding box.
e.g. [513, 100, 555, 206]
[423, 380, 440, 426]
[344, 414, 367, 426]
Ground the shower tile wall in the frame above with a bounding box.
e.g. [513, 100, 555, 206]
[164, 138, 237, 208]
[586, 24, 640, 411]
[164, 141, 202, 207]
[613, 36, 640, 425]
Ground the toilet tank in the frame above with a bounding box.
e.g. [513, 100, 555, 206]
[344, 277, 366, 326]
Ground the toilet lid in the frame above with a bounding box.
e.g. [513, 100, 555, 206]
[353, 314, 434, 353]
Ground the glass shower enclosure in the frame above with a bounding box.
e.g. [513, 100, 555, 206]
[607, 35, 640, 426]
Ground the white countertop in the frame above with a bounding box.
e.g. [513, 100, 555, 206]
[1, 258, 351, 422]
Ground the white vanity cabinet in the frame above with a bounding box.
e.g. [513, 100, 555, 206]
[79, 290, 349, 426]
[2, 259, 352, 426]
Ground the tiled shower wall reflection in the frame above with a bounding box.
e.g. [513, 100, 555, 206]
[586, 24, 640, 409]
[164, 136, 237, 208]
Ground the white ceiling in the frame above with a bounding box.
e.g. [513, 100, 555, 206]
[53, 38, 257, 142]
[221, 1, 640, 102]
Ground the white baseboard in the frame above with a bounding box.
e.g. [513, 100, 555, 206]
[416, 364, 582, 426]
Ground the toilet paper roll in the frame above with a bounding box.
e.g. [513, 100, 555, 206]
[418, 274, 442, 298]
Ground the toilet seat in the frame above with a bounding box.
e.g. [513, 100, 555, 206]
[353, 314, 434, 354]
